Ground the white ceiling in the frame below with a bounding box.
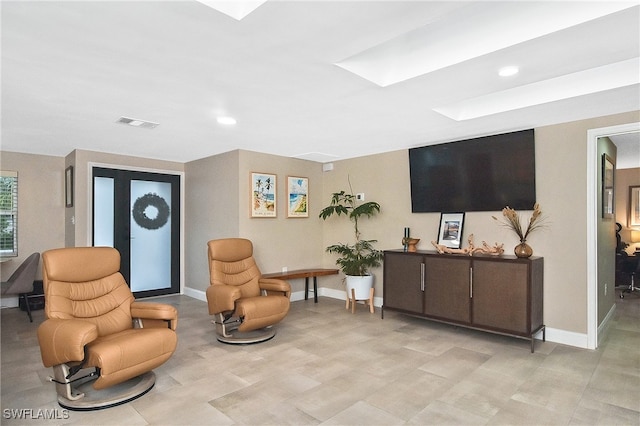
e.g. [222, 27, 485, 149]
[2, 1, 639, 165]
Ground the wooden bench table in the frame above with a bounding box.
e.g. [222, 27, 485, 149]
[262, 268, 339, 303]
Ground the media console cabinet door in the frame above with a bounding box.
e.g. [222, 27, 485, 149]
[472, 261, 529, 334]
[424, 257, 471, 323]
[383, 252, 423, 313]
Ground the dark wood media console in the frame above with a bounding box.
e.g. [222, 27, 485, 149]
[382, 250, 545, 352]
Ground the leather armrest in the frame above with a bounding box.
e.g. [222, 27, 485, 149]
[206, 285, 242, 314]
[131, 302, 178, 330]
[37, 319, 98, 367]
[259, 278, 291, 298]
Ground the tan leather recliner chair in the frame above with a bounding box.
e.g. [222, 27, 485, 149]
[37, 247, 178, 410]
[207, 238, 291, 343]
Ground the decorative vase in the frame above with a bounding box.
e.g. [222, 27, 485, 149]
[514, 240, 533, 258]
[407, 238, 420, 252]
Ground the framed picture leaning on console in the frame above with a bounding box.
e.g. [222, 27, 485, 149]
[437, 212, 465, 249]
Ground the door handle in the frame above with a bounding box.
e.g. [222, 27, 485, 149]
[469, 267, 473, 298]
[420, 263, 425, 292]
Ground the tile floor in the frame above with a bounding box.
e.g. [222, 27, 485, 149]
[1, 291, 638, 425]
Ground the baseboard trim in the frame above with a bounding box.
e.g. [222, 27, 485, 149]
[184, 285, 590, 349]
[544, 327, 589, 349]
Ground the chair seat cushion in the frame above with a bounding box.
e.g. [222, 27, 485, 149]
[86, 327, 177, 390]
[235, 295, 290, 332]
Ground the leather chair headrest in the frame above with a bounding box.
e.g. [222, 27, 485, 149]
[43, 247, 120, 282]
[208, 238, 253, 262]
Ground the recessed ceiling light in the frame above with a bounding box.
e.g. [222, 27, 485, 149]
[498, 66, 519, 77]
[216, 116, 237, 125]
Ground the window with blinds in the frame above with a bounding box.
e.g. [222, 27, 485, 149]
[0, 171, 18, 257]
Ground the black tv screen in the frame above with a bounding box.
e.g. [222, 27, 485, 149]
[409, 129, 536, 212]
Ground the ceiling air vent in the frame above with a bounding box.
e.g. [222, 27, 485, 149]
[117, 116, 159, 129]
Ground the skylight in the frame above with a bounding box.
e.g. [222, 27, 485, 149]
[196, 0, 267, 21]
[335, 2, 635, 87]
[433, 58, 640, 121]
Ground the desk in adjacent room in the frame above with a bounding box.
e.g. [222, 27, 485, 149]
[262, 268, 339, 303]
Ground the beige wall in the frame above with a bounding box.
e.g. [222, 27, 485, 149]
[185, 150, 241, 293]
[596, 136, 617, 325]
[0, 152, 65, 281]
[616, 167, 640, 250]
[184, 149, 325, 295]
[2, 110, 639, 341]
[321, 111, 640, 335]
[237, 150, 325, 281]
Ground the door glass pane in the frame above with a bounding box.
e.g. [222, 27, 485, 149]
[130, 180, 172, 292]
[93, 177, 114, 247]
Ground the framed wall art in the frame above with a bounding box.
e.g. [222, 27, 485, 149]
[629, 185, 640, 227]
[65, 166, 74, 208]
[437, 212, 465, 249]
[602, 154, 614, 219]
[287, 176, 308, 218]
[250, 172, 276, 218]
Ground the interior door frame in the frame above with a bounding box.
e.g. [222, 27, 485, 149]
[586, 122, 640, 349]
[87, 162, 185, 296]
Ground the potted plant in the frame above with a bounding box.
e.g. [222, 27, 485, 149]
[319, 188, 383, 300]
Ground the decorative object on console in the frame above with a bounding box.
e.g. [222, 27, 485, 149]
[405, 238, 420, 252]
[431, 234, 504, 256]
[319, 178, 382, 313]
[401, 228, 420, 252]
[437, 212, 465, 249]
[492, 203, 546, 258]
[402, 227, 410, 251]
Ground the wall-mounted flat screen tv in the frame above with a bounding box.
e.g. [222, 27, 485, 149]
[409, 129, 536, 213]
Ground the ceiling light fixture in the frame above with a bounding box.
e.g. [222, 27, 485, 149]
[498, 66, 519, 77]
[216, 116, 237, 125]
[116, 117, 159, 129]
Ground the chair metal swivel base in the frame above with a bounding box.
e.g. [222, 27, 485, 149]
[213, 314, 276, 344]
[50, 364, 155, 411]
[620, 273, 639, 299]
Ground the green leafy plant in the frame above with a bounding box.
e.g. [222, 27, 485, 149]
[319, 188, 382, 276]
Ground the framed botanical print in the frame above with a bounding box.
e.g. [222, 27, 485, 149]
[251, 172, 276, 218]
[287, 176, 308, 218]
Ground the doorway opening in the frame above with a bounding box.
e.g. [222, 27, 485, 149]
[587, 122, 640, 349]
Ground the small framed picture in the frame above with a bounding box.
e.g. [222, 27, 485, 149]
[437, 212, 465, 249]
[65, 166, 74, 208]
[287, 176, 308, 218]
[250, 172, 276, 218]
[602, 154, 614, 219]
[629, 185, 640, 227]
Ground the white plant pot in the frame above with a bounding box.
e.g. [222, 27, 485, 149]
[345, 275, 374, 300]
